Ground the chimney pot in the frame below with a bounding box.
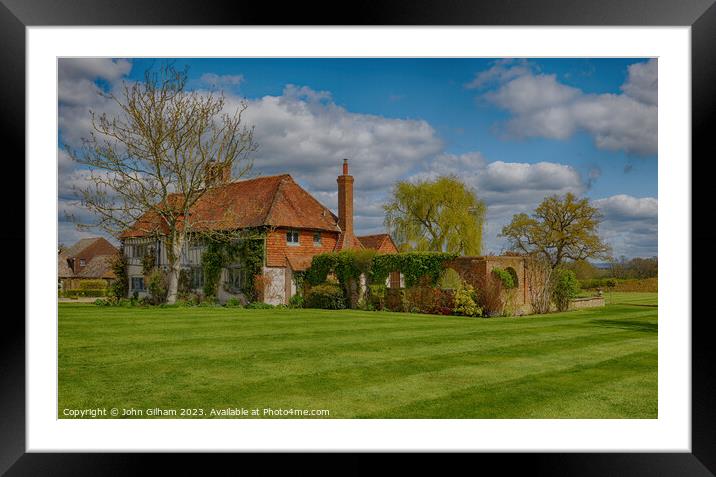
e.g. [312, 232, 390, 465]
[343, 158, 349, 175]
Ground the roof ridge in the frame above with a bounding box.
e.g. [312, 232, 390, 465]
[262, 175, 291, 225]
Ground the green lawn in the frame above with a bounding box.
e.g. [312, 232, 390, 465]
[58, 292, 657, 419]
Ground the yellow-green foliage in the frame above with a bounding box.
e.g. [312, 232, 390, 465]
[78, 280, 108, 290]
[384, 176, 486, 255]
[453, 284, 482, 317]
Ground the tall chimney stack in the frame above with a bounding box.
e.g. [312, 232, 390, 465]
[337, 158, 354, 236]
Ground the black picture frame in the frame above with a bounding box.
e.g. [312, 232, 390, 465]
[2, 0, 712, 473]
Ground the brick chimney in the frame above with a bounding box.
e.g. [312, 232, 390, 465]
[337, 158, 354, 236]
[205, 160, 232, 186]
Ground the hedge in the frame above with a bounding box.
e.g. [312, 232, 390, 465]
[305, 283, 346, 310]
[77, 280, 108, 290]
[62, 289, 107, 297]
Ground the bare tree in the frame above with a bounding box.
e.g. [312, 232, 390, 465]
[526, 254, 554, 314]
[67, 64, 257, 303]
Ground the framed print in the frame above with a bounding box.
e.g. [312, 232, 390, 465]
[2, 0, 714, 473]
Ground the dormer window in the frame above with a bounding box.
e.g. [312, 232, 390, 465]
[79, 259, 86, 267]
[286, 230, 300, 246]
[313, 232, 322, 246]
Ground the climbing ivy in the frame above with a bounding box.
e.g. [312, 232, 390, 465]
[372, 252, 457, 287]
[306, 249, 377, 288]
[492, 267, 516, 289]
[201, 230, 265, 300]
[307, 250, 456, 289]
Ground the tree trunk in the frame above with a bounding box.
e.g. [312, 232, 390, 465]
[165, 234, 185, 304]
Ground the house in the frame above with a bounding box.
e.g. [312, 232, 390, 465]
[120, 160, 398, 304]
[58, 237, 118, 290]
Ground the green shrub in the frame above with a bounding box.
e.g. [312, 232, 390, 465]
[438, 268, 462, 290]
[146, 268, 168, 305]
[245, 301, 275, 309]
[78, 280, 108, 290]
[552, 269, 580, 311]
[109, 253, 128, 299]
[368, 284, 387, 310]
[288, 294, 304, 309]
[453, 284, 482, 317]
[304, 283, 346, 310]
[62, 289, 107, 297]
[492, 268, 516, 289]
[225, 297, 243, 308]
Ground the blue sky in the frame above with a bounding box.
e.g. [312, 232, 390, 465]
[58, 58, 658, 258]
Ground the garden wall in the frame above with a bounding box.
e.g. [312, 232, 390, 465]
[567, 296, 605, 310]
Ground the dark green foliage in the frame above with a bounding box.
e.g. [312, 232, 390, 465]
[146, 269, 168, 305]
[492, 267, 516, 289]
[141, 247, 157, 275]
[292, 271, 306, 296]
[288, 294, 304, 309]
[368, 284, 387, 311]
[225, 297, 243, 308]
[63, 289, 107, 298]
[372, 252, 457, 287]
[305, 283, 346, 310]
[552, 268, 580, 311]
[308, 251, 456, 294]
[109, 253, 128, 299]
[202, 232, 265, 300]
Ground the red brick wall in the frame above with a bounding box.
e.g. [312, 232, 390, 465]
[266, 228, 339, 267]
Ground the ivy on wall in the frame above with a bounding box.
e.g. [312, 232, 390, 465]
[307, 250, 456, 289]
[372, 252, 457, 287]
[201, 230, 265, 301]
[492, 267, 517, 289]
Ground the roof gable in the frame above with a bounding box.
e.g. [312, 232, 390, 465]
[121, 174, 340, 238]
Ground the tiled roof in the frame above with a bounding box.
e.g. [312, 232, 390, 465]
[58, 253, 74, 278]
[121, 175, 341, 238]
[357, 234, 399, 252]
[63, 237, 102, 257]
[334, 232, 364, 251]
[286, 255, 313, 272]
[76, 254, 117, 279]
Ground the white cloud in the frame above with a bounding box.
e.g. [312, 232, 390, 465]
[594, 194, 658, 257]
[594, 194, 658, 221]
[477, 60, 657, 155]
[235, 85, 444, 192]
[621, 59, 657, 106]
[464, 59, 532, 90]
[58, 58, 132, 82]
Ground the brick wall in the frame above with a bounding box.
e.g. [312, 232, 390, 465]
[265, 227, 339, 267]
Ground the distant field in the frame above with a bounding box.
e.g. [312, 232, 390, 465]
[58, 292, 657, 419]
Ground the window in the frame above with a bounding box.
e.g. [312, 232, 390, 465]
[226, 267, 246, 292]
[286, 230, 300, 246]
[79, 259, 86, 267]
[190, 267, 204, 289]
[313, 232, 322, 246]
[129, 243, 148, 258]
[131, 277, 145, 291]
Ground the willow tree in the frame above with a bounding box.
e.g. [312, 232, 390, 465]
[384, 176, 486, 255]
[500, 192, 611, 269]
[67, 64, 257, 303]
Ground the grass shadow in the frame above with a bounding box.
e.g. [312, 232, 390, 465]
[588, 319, 658, 333]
